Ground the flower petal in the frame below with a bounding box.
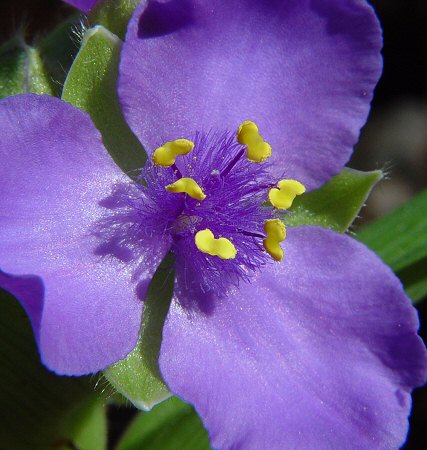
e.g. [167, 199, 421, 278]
[0, 94, 168, 375]
[159, 226, 427, 449]
[119, 0, 382, 190]
[63, 0, 97, 13]
[0, 272, 44, 343]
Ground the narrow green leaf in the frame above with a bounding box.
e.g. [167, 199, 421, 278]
[61, 397, 107, 450]
[396, 257, 427, 304]
[90, 0, 140, 40]
[284, 168, 383, 232]
[62, 25, 146, 174]
[357, 189, 427, 272]
[0, 37, 54, 99]
[104, 257, 175, 410]
[115, 397, 211, 450]
[0, 290, 106, 450]
[357, 189, 427, 303]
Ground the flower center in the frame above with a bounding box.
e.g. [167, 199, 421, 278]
[150, 121, 304, 258]
[96, 122, 305, 294]
[146, 122, 305, 292]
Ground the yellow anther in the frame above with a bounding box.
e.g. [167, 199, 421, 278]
[263, 219, 286, 262]
[268, 179, 306, 210]
[195, 229, 237, 260]
[152, 139, 194, 167]
[237, 120, 259, 145]
[165, 177, 206, 200]
[246, 140, 272, 163]
[237, 120, 272, 163]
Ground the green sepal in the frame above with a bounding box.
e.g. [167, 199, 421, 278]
[358, 188, 427, 303]
[0, 290, 107, 450]
[90, 0, 140, 40]
[115, 397, 211, 450]
[62, 25, 147, 174]
[0, 37, 54, 98]
[103, 257, 175, 410]
[37, 15, 81, 96]
[284, 168, 383, 232]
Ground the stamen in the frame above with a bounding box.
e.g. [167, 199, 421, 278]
[166, 177, 206, 200]
[195, 228, 237, 260]
[269, 179, 306, 209]
[237, 120, 272, 163]
[263, 219, 286, 262]
[152, 139, 194, 167]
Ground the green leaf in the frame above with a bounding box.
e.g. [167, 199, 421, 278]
[396, 257, 427, 304]
[103, 257, 175, 410]
[62, 25, 146, 174]
[61, 397, 107, 450]
[0, 290, 107, 450]
[357, 189, 427, 303]
[284, 168, 383, 232]
[90, 0, 140, 40]
[115, 397, 211, 450]
[357, 189, 427, 271]
[0, 37, 54, 99]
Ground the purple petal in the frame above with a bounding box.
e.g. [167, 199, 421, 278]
[119, 0, 382, 190]
[0, 272, 44, 343]
[159, 226, 427, 449]
[0, 94, 168, 375]
[63, 0, 98, 13]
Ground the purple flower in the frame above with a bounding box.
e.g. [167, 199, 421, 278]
[63, 0, 98, 13]
[1, 1, 426, 448]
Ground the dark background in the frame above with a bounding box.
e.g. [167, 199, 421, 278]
[0, 0, 426, 448]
